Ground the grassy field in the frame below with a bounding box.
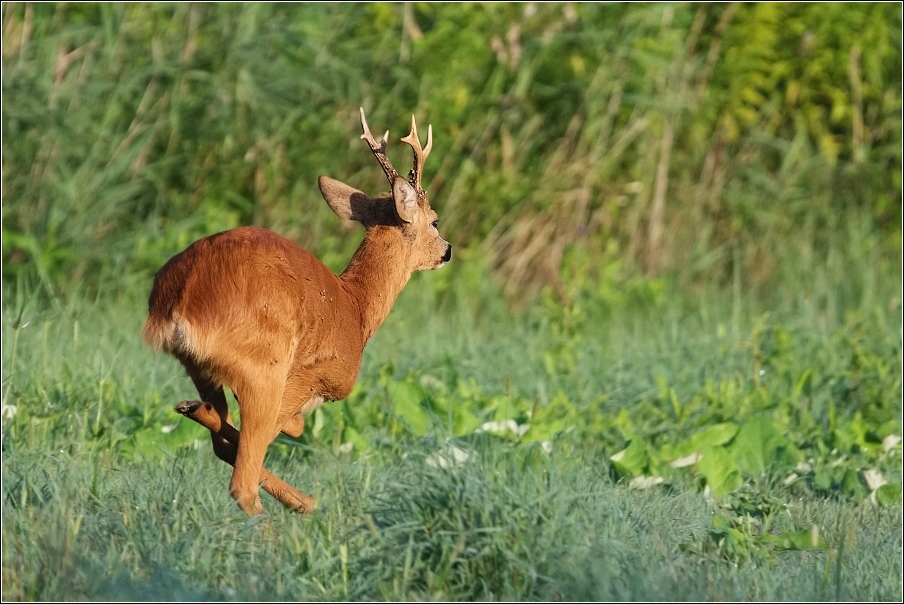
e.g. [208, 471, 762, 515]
[2, 266, 901, 601]
[2, 3, 901, 601]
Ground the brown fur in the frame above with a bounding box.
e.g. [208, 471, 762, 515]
[142, 111, 451, 515]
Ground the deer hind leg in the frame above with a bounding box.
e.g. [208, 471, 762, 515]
[182, 360, 235, 464]
[174, 399, 314, 513]
[178, 359, 313, 514]
[226, 375, 285, 515]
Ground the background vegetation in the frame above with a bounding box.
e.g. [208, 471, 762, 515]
[2, 3, 901, 601]
[3, 2, 901, 301]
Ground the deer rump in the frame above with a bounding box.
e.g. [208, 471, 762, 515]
[144, 225, 362, 408]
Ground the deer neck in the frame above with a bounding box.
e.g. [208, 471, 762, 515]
[339, 226, 413, 343]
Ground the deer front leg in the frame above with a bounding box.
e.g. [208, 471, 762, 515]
[226, 378, 291, 516]
[273, 372, 329, 439]
[279, 412, 305, 438]
[175, 400, 315, 513]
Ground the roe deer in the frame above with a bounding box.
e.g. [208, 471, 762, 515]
[142, 109, 451, 515]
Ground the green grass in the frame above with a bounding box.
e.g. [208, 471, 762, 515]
[3, 438, 900, 601]
[2, 272, 901, 601]
[2, 4, 901, 600]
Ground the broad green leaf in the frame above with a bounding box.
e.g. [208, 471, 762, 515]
[732, 417, 799, 477]
[429, 393, 482, 437]
[487, 395, 530, 422]
[525, 392, 579, 441]
[452, 407, 482, 437]
[697, 445, 742, 496]
[610, 439, 650, 478]
[312, 407, 326, 438]
[840, 468, 868, 498]
[833, 413, 883, 458]
[128, 420, 206, 458]
[387, 380, 429, 436]
[875, 483, 902, 507]
[761, 527, 828, 551]
[522, 419, 568, 443]
[691, 423, 740, 449]
[341, 425, 370, 455]
[661, 423, 739, 464]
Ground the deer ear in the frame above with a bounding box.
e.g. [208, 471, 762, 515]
[392, 177, 418, 223]
[319, 175, 398, 226]
[319, 175, 360, 221]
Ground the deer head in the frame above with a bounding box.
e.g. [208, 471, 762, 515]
[318, 108, 451, 272]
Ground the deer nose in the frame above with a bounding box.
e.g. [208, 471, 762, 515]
[442, 244, 452, 263]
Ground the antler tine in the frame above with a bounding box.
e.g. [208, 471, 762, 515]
[400, 115, 433, 191]
[359, 107, 400, 185]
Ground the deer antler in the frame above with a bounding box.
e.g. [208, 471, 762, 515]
[359, 107, 400, 186]
[400, 115, 433, 191]
[360, 108, 433, 193]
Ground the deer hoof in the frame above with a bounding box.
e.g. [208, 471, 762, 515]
[175, 399, 203, 415]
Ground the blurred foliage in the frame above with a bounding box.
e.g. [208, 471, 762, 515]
[2, 2, 901, 301]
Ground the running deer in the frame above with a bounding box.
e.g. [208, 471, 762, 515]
[142, 109, 451, 515]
